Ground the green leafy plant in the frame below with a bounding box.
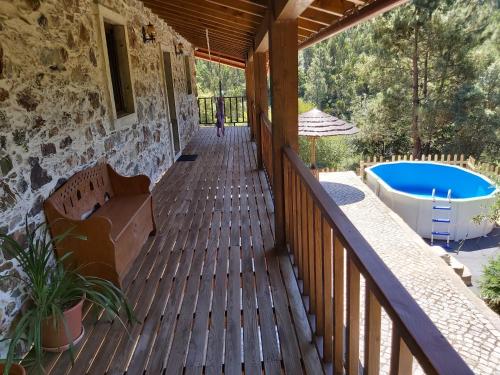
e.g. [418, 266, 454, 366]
[0, 218, 135, 374]
[479, 255, 500, 314]
[472, 166, 499, 225]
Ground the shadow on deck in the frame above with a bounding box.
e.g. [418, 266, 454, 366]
[46, 127, 323, 375]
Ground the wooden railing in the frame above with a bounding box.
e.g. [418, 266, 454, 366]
[282, 146, 473, 374]
[198, 96, 248, 125]
[260, 112, 273, 187]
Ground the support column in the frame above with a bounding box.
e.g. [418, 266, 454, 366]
[269, 19, 299, 251]
[253, 52, 268, 170]
[245, 57, 255, 139]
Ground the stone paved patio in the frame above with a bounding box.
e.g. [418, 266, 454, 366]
[320, 171, 500, 374]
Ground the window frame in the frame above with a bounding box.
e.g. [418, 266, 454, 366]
[97, 5, 137, 127]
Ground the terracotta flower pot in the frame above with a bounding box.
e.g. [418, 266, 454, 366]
[41, 299, 85, 352]
[0, 363, 26, 375]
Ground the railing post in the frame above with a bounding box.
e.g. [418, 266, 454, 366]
[246, 51, 256, 139]
[269, 19, 299, 251]
[254, 52, 267, 170]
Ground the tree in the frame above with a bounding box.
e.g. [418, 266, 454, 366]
[298, 0, 499, 163]
[195, 59, 246, 97]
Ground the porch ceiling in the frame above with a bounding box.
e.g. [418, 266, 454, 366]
[142, 0, 407, 66]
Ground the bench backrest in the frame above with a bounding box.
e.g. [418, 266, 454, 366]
[46, 163, 115, 220]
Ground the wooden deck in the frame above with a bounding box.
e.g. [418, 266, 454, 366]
[46, 127, 323, 375]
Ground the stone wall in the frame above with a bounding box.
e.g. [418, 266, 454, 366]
[0, 0, 199, 353]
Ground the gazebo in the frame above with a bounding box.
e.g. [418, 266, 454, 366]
[299, 108, 360, 169]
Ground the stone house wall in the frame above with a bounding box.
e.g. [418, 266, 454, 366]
[0, 0, 199, 352]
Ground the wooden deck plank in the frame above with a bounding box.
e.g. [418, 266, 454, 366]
[46, 127, 322, 375]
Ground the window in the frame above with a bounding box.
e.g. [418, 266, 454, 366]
[98, 5, 136, 126]
[184, 56, 192, 95]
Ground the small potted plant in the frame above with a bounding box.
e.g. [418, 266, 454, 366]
[0, 219, 135, 374]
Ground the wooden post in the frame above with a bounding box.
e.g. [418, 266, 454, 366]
[245, 54, 255, 140]
[269, 18, 299, 251]
[254, 52, 268, 170]
[310, 136, 317, 168]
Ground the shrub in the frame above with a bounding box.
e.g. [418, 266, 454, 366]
[480, 255, 500, 313]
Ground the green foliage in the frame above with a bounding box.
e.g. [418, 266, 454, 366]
[299, 135, 361, 170]
[298, 0, 499, 163]
[480, 255, 500, 313]
[0, 219, 135, 374]
[472, 167, 499, 224]
[195, 59, 246, 97]
[298, 99, 315, 114]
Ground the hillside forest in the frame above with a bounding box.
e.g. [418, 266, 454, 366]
[195, 0, 499, 171]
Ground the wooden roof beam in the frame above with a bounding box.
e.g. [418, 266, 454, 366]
[255, 0, 315, 52]
[144, 1, 259, 33]
[195, 50, 246, 70]
[300, 0, 408, 49]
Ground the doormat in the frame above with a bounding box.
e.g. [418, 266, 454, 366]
[177, 154, 198, 162]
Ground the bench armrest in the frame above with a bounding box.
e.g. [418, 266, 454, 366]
[107, 165, 151, 195]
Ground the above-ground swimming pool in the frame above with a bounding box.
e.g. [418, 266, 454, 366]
[366, 162, 497, 241]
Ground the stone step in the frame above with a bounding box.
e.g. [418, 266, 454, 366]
[449, 256, 464, 277]
[461, 265, 472, 286]
[430, 245, 451, 265]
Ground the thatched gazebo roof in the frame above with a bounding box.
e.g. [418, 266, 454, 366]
[298, 108, 359, 172]
[299, 108, 359, 137]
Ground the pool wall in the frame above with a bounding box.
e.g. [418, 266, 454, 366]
[366, 162, 496, 241]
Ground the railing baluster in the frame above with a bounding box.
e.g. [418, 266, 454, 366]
[333, 236, 345, 374]
[323, 218, 333, 363]
[229, 97, 233, 124]
[307, 192, 316, 313]
[292, 169, 299, 266]
[364, 288, 382, 375]
[296, 174, 303, 281]
[390, 330, 413, 375]
[314, 204, 324, 335]
[301, 181, 310, 296]
[347, 255, 360, 375]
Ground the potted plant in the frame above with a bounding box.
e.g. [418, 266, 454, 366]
[0, 219, 135, 374]
[0, 363, 25, 375]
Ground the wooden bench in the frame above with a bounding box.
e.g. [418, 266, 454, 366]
[44, 163, 156, 287]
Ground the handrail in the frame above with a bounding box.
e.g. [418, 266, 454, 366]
[283, 146, 473, 374]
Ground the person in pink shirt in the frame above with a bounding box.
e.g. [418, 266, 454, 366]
[215, 96, 225, 137]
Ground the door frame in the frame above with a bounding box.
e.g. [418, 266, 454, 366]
[158, 44, 182, 162]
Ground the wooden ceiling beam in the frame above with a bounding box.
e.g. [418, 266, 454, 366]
[143, 0, 261, 29]
[196, 47, 247, 63]
[255, 0, 315, 52]
[172, 29, 251, 52]
[156, 10, 255, 41]
[164, 17, 254, 43]
[298, 17, 326, 32]
[195, 50, 246, 69]
[203, 0, 266, 16]
[301, 7, 338, 25]
[181, 33, 249, 55]
[300, 0, 408, 49]
[167, 31, 249, 55]
[168, 27, 250, 52]
[144, 3, 257, 33]
[309, 0, 354, 17]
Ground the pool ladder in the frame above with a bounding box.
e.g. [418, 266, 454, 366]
[431, 188, 452, 248]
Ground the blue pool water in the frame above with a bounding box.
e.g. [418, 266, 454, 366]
[369, 162, 496, 199]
